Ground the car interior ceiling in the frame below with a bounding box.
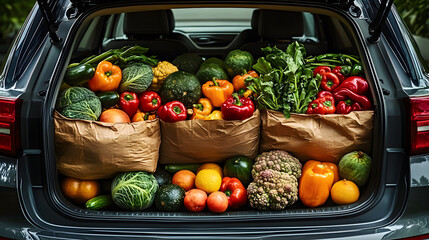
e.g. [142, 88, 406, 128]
[74, 7, 357, 63]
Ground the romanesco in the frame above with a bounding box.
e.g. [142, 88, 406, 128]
[247, 169, 298, 210]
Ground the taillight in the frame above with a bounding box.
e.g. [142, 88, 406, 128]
[0, 98, 21, 156]
[409, 97, 429, 155]
[399, 233, 429, 240]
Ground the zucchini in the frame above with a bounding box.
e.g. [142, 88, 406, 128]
[97, 91, 120, 109]
[64, 64, 95, 86]
[165, 164, 200, 174]
[85, 194, 114, 210]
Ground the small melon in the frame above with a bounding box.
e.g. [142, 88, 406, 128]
[338, 151, 372, 187]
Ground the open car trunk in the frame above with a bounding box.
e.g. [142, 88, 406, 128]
[18, 0, 408, 237]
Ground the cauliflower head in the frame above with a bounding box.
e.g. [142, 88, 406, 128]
[247, 169, 298, 210]
[251, 150, 302, 179]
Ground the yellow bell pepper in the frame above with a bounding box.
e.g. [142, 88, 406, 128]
[191, 98, 213, 120]
[204, 110, 223, 120]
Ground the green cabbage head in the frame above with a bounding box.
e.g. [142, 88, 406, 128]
[111, 171, 159, 211]
[119, 63, 153, 93]
[56, 86, 101, 121]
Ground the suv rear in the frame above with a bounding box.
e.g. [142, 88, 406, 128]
[0, 0, 428, 239]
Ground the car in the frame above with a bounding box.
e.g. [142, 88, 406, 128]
[1, 0, 429, 239]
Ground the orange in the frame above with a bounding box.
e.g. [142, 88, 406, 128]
[99, 109, 130, 123]
[172, 170, 196, 191]
[195, 169, 222, 194]
[196, 163, 223, 178]
[61, 177, 100, 205]
[330, 179, 360, 205]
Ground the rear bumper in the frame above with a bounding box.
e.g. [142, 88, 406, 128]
[0, 187, 425, 240]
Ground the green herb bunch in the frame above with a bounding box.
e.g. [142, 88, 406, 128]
[245, 42, 321, 118]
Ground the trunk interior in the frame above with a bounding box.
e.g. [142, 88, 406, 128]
[43, 2, 391, 225]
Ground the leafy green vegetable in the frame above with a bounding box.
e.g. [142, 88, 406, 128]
[56, 86, 102, 121]
[119, 63, 154, 93]
[111, 171, 159, 211]
[245, 42, 321, 118]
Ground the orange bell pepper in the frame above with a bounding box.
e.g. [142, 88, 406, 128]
[88, 60, 122, 92]
[202, 78, 234, 107]
[302, 160, 340, 183]
[132, 110, 156, 122]
[299, 163, 335, 208]
[191, 98, 213, 120]
[232, 70, 258, 92]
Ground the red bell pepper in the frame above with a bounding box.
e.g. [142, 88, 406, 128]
[158, 101, 187, 122]
[119, 92, 139, 118]
[333, 88, 372, 110]
[220, 177, 247, 209]
[335, 100, 363, 114]
[332, 66, 345, 82]
[221, 93, 255, 120]
[306, 95, 336, 114]
[334, 76, 369, 95]
[321, 72, 340, 92]
[313, 66, 331, 77]
[139, 91, 161, 112]
[317, 90, 333, 99]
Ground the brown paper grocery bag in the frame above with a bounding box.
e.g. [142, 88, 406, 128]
[260, 110, 374, 163]
[159, 110, 261, 164]
[54, 112, 160, 180]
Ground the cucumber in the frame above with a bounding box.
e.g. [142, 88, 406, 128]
[165, 164, 201, 174]
[64, 64, 95, 86]
[97, 91, 120, 109]
[85, 194, 114, 210]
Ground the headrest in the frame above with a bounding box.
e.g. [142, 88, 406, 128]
[251, 9, 261, 31]
[258, 10, 304, 40]
[124, 10, 175, 36]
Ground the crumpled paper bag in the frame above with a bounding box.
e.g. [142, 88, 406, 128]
[159, 110, 261, 164]
[259, 109, 374, 163]
[54, 112, 160, 180]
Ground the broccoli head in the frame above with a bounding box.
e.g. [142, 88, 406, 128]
[247, 169, 298, 210]
[251, 150, 302, 179]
